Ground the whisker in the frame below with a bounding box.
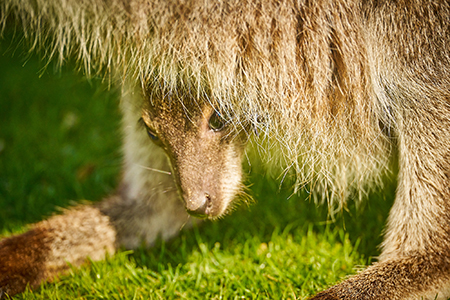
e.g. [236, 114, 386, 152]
[137, 164, 172, 175]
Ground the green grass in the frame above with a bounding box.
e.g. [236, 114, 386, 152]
[0, 37, 396, 299]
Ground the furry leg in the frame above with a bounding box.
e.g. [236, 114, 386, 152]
[311, 97, 450, 299]
[0, 206, 116, 297]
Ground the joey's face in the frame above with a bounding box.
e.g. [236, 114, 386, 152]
[140, 100, 248, 219]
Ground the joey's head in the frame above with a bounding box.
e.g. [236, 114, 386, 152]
[140, 99, 249, 219]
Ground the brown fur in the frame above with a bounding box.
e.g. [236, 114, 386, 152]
[0, 228, 50, 297]
[2, 0, 450, 299]
[0, 206, 116, 297]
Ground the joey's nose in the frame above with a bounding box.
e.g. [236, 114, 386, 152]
[186, 194, 212, 218]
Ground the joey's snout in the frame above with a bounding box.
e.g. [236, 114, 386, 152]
[176, 158, 234, 219]
[171, 126, 247, 220]
[169, 119, 246, 219]
[171, 123, 246, 219]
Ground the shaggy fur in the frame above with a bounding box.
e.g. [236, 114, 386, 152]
[1, 0, 450, 299]
[1, 0, 391, 208]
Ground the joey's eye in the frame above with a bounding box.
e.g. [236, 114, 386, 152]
[139, 118, 159, 141]
[208, 111, 225, 131]
[145, 127, 159, 140]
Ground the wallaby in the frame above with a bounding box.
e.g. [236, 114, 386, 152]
[2, 0, 450, 299]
